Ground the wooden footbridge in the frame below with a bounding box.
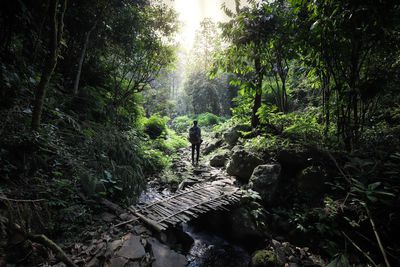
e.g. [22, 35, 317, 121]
[128, 180, 242, 232]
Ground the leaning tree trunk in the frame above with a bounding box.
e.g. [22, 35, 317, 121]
[31, 0, 67, 130]
[73, 22, 96, 95]
[251, 56, 263, 128]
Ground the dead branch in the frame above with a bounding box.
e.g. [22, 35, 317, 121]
[12, 223, 78, 267]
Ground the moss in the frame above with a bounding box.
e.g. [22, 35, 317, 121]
[251, 249, 277, 267]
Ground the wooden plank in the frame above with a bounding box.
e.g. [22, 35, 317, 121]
[136, 184, 216, 210]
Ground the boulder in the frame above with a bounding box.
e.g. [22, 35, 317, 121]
[148, 237, 187, 267]
[116, 234, 145, 260]
[248, 164, 281, 204]
[250, 250, 277, 267]
[223, 124, 252, 146]
[224, 128, 241, 146]
[210, 154, 227, 167]
[229, 207, 264, 245]
[203, 139, 223, 155]
[226, 149, 263, 182]
[277, 149, 310, 170]
[178, 178, 199, 190]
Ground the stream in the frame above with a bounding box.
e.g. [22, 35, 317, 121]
[183, 222, 250, 267]
[138, 187, 251, 266]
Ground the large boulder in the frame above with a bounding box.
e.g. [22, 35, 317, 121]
[226, 149, 263, 182]
[229, 207, 264, 244]
[209, 154, 227, 167]
[248, 164, 281, 204]
[277, 149, 310, 170]
[223, 124, 252, 146]
[277, 148, 331, 172]
[250, 250, 277, 267]
[148, 237, 188, 267]
[203, 139, 223, 155]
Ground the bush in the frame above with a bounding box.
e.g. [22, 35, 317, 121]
[143, 114, 168, 139]
[196, 112, 219, 127]
[170, 115, 192, 133]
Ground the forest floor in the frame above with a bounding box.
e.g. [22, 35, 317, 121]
[59, 137, 326, 267]
[0, 130, 326, 266]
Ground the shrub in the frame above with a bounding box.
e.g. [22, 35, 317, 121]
[143, 114, 168, 139]
[170, 115, 192, 133]
[196, 112, 219, 127]
[150, 129, 189, 154]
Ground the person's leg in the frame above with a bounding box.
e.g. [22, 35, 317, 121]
[191, 143, 195, 164]
[195, 144, 200, 164]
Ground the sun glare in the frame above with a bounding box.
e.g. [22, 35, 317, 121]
[172, 0, 235, 49]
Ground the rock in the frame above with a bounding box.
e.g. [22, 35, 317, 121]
[116, 235, 146, 260]
[110, 256, 129, 267]
[148, 237, 188, 267]
[210, 154, 227, 167]
[119, 213, 136, 221]
[226, 149, 263, 182]
[250, 250, 277, 267]
[193, 168, 208, 175]
[178, 178, 199, 190]
[248, 164, 281, 204]
[296, 166, 328, 199]
[229, 207, 264, 244]
[133, 225, 150, 235]
[225, 125, 252, 146]
[203, 139, 223, 154]
[224, 128, 241, 146]
[277, 149, 310, 170]
[86, 257, 101, 267]
[101, 212, 116, 222]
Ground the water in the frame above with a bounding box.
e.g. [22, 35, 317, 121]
[138, 186, 250, 267]
[183, 223, 250, 267]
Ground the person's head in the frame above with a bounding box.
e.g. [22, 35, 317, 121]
[193, 120, 198, 126]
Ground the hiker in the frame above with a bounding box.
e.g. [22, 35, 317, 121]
[189, 120, 202, 165]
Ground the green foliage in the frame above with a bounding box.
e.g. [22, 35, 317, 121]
[150, 129, 189, 155]
[143, 114, 168, 139]
[257, 105, 335, 146]
[196, 112, 220, 127]
[241, 189, 268, 230]
[326, 254, 350, 267]
[170, 113, 223, 133]
[170, 115, 193, 133]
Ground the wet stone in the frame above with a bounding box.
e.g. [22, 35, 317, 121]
[148, 237, 187, 267]
[110, 256, 129, 267]
[116, 235, 146, 260]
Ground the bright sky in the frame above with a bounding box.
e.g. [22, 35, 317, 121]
[170, 0, 237, 48]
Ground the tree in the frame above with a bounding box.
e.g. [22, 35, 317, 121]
[181, 18, 234, 116]
[31, 0, 67, 130]
[291, 0, 400, 149]
[105, 2, 178, 116]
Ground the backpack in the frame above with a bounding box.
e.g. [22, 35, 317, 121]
[189, 127, 201, 144]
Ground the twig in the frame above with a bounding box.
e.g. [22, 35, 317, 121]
[0, 196, 45, 202]
[112, 218, 138, 228]
[341, 231, 378, 267]
[366, 206, 391, 267]
[355, 231, 400, 262]
[326, 151, 351, 183]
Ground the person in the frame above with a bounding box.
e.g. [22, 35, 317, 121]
[189, 120, 202, 165]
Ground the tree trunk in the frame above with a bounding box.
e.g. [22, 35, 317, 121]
[252, 57, 262, 128]
[73, 22, 96, 95]
[31, 0, 67, 130]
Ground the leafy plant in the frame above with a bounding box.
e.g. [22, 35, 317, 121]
[143, 114, 168, 139]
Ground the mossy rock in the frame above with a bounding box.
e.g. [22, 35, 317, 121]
[251, 249, 277, 267]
